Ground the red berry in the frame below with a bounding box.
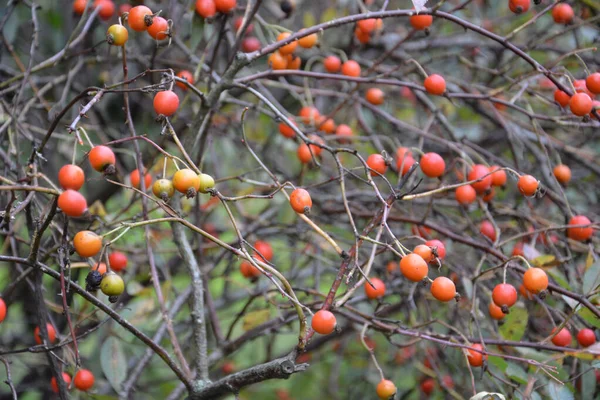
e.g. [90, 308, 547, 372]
[480, 220, 496, 242]
[551, 327, 572, 347]
[51, 372, 72, 393]
[492, 283, 517, 310]
[58, 164, 85, 191]
[420, 152, 445, 178]
[567, 215, 594, 241]
[195, 0, 217, 18]
[58, 190, 88, 217]
[509, 0, 530, 14]
[311, 310, 336, 334]
[290, 188, 312, 214]
[424, 74, 446, 95]
[323, 56, 341, 73]
[420, 378, 435, 395]
[468, 164, 492, 193]
[489, 166, 507, 187]
[576, 328, 596, 347]
[365, 88, 385, 105]
[0, 298, 6, 323]
[154, 90, 180, 117]
[455, 185, 477, 205]
[552, 3, 574, 24]
[522, 268, 548, 294]
[586, 73, 600, 95]
[130, 169, 152, 190]
[254, 240, 273, 262]
[554, 89, 571, 107]
[88, 145, 116, 173]
[425, 239, 446, 260]
[570, 93, 593, 116]
[176, 70, 194, 90]
[517, 174, 539, 196]
[241, 36, 261, 52]
[73, 369, 95, 391]
[108, 251, 128, 272]
[341, 60, 361, 77]
[366, 154, 387, 176]
[34, 323, 57, 344]
[147, 16, 169, 40]
[364, 277, 386, 299]
[93, 0, 115, 21]
[467, 343, 487, 367]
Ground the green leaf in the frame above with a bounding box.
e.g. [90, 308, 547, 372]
[582, 261, 600, 294]
[581, 363, 596, 400]
[101, 337, 127, 393]
[547, 382, 574, 400]
[505, 363, 528, 384]
[499, 307, 528, 341]
[561, 295, 580, 311]
[577, 307, 600, 329]
[303, 12, 316, 29]
[320, 8, 337, 24]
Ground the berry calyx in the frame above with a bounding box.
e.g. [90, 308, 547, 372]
[376, 379, 397, 399]
[551, 327, 572, 347]
[107, 24, 128, 46]
[128, 5, 153, 32]
[100, 272, 125, 296]
[517, 174, 539, 196]
[311, 309, 336, 334]
[88, 145, 116, 174]
[58, 164, 85, 191]
[58, 190, 88, 217]
[431, 276, 456, 302]
[566, 215, 594, 241]
[522, 267, 548, 294]
[364, 277, 386, 299]
[366, 154, 387, 176]
[173, 169, 201, 198]
[73, 230, 102, 258]
[73, 369, 95, 391]
[400, 253, 429, 282]
[420, 152, 445, 178]
[424, 74, 446, 95]
[492, 283, 518, 313]
[34, 323, 57, 344]
[576, 328, 596, 347]
[467, 343, 487, 367]
[290, 188, 312, 214]
[154, 90, 180, 117]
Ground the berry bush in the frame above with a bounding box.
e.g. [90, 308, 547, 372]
[0, 0, 599, 399]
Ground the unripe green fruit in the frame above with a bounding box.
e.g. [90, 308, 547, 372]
[198, 173, 215, 193]
[100, 272, 125, 296]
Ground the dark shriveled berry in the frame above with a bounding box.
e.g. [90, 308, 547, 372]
[86, 270, 103, 291]
[109, 295, 120, 303]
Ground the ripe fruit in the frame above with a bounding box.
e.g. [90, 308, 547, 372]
[298, 30, 317, 48]
[101, 272, 125, 296]
[366, 154, 387, 176]
[0, 298, 5, 323]
[198, 173, 215, 193]
[551, 327, 572, 347]
[509, 0, 530, 14]
[154, 90, 179, 117]
[73, 230, 102, 257]
[311, 309, 336, 334]
[522, 268, 548, 294]
[552, 3, 574, 24]
[279, 119, 296, 138]
[318, 118, 334, 134]
[51, 372, 71, 393]
[152, 179, 175, 200]
[108, 251, 127, 272]
[410, 13, 433, 30]
[396, 154, 415, 176]
[297, 143, 313, 163]
[130, 169, 152, 190]
[357, 18, 377, 34]
[195, 0, 217, 18]
[176, 71, 193, 90]
[94, 262, 107, 275]
[94, 0, 115, 20]
[298, 106, 320, 125]
[173, 169, 201, 197]
[323, 56, 341, 73]
[240, 259, 261, 279]
[467, 343, 487, 367]
[468, 164, 492, 193]
[489, 302, 505, 320]
[489, 166, 507, 187]
[286, 54, 301, 69]
[268, 51, 288, 70]
[34, 323, 56, 344]
[73, 0, 86, 15]
[424, 74, 446, 95]
[106, 24, 128, 46]
[567, 215, 593, 241]
[554, 89, 571, 107]
[354, 27, 371, 44]
[492, 283, 518, 311]
[586, 73, 600, 94]
[214, 0, 236, 13]
[570, 93, 593, 116]
[480, 220, 496, 242]
[58, 190, 88, 217]
[88, 145, 116, 173]
[58, 164, 85, 191]
[420, 152, 445, 178]
[148, 16, 169, 40]
[365, 88, 385, 105]
[254, 240, 273, 262]
[430, 276, 456, 302]
[425, 239, 446, 259]
[455, 185, 477, 205]
[413, 244, 433, 262]
[290, 188, 312, 214]
[553, 164, 571, 184]
[73, 369, 95, 391]
[364, 277, 386, 299]
[335, 124, 353, 142]
[517, 174, 539, 196]
[576, 328, 596, 347]
[276, 32, 297, 55]
[128, 5, 153, 32]
[341, 60, 361, 77]
[400, 253, 429, 282]
[420, 378, 435, 395]
[241, 36, 261, 52]
[376, 379, 397, 399]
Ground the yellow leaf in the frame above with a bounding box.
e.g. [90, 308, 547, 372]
[88, 200, 107, 218]
[531, 255, 559, 267]
[242, 309, 271, 331]
[320, 8, 337, 24]
[304, 12, 316, 29]
[586, 250, 594, 269]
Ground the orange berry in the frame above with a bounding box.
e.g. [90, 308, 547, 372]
[455, 185, 477, 205]
[290, 188, 312, 214]
[240, 259, 261, 279]
[480, 220, 496, 241]
[567, 215, 594, 241]
[73, 0, 86, 15]
[586, 73, 600, 95]
[554, 89, 571, 107]
[147, 16, 169, 40]
[376, 379, 397, 399]
[323, 56, 341, 73]
[214, 0, 236, 13]
[430, 276, 456, 302]
[173, 169, 201, 196]
[492, 283, 518, 309]
[176, 70, 194, 90]
[51, 372, 71, 393]
[58, 164, 85, 191]
[357, 18, 377, 34]
[94, 0, 115, 21]
[467, 343, 487, 367]
[468, 164, 492, 193]
[413, 244, 433, 262]
[335, 124, 353, 142]
[130, 169, 152, 190]
[298, 29, 317, 48]
[195, 0, 217, 18]
[73, 230, 102, 258]
[509, 0, 530, 14]
[488, 302, 505, 320]
[366, 154, 387, 176]
[552, 3, 574, 24]
[128, 5, 153, 32]
[400, 253, 429, 282]
[286, 54, 301, 70]
[279, 118, 296, 138]
[88, 145, 116, 173]
[298, 106, 320, 125]
[58, 190, 88, 217]
[311, 309, 336, 334]
[570, 93, 593, 116]
[73, 369, 95, 391]
[341, 60, 361, 77]
[517, 174, 539, 196]
[34, 323, 57, 344]
[365, 88, 385, 105]
[318, 118, 336, 134]
[364, 277, 386, 299]
[489, 166, 506, 186]
[420, 152, 445, 178]
[276, 32, 297, 55]
[424, 74, 446, 95]
[153, 90, 180, 117]
[523, 267, 548, 294]
[254, 240, 273, 262]
[410, 14, 433, 30]
[354, 27, 370, 44]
